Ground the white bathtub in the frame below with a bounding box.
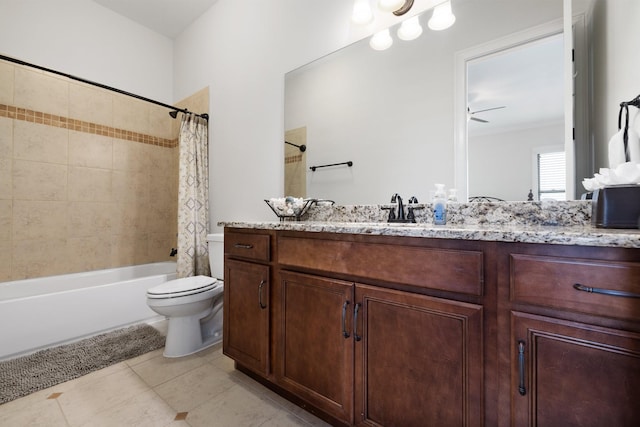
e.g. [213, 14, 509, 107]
[0, 261, 176, 360]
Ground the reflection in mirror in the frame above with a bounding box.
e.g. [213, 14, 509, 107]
[285, 127, 308, 197]
[285, 0, 631, 204]
[465, 31, 565, 201]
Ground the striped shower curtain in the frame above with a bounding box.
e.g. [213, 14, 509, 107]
[177, 114, 210, 278]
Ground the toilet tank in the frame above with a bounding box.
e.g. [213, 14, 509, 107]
[206, 233, 224, 280]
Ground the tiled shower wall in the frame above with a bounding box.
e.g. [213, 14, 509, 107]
[0, 59, 180, 281]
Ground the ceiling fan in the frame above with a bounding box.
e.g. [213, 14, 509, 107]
[467, 106, 506, 123]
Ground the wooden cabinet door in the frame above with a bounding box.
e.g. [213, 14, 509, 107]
[354, 284, 483, 427]
[511, 311, 640, 427]
[276, 271, 355, 424]
[223, 258, 270, 376]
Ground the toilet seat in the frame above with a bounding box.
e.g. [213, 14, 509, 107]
[147, 276, 220, 299]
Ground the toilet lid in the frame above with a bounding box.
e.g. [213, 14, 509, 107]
[147, 276, 219, 298]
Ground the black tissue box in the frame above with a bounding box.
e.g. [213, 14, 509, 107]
[592, 185, 640, 229]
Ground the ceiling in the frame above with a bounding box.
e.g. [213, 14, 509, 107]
[467, 32, 565, 136]
[92, 0, 219, 39]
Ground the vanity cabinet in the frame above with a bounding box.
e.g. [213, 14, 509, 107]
[223, 231, 272, 377]
[353, 284, 483, 427]
[275, 271, 484, 427]
[275, 271, 483, 426]
[276, 271, 355, 423]
[275, 232, 487, 426]
[510, 312, 640, 427]
[504, 245, 640, 427]
[222, 226, 640, 426]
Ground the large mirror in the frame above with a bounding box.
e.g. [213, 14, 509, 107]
[285, 0, 629, 204]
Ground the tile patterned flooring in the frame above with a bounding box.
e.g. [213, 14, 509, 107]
[0, 324, 330, 427]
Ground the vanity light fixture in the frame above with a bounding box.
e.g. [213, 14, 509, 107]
[391, 0, 415, 16]
[352, 0, 374, 25]
[397, 16, 423, 41]
[428, 0, 456, 31]
[353, 0, 415, 25]
[378, 0, 406, 12]
[370, 28, 393, 50]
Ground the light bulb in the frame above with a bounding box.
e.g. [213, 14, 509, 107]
[378, 0, 405, 12]
[428, 1, 456, 31]
[370, 29, 393, 50]
[352, 0, 373, 25]
[397, 16, 423, 41]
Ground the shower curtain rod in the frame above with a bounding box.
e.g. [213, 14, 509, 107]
[0, 54, 209, 120]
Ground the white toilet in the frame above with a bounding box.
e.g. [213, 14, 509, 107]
[146, 234, 225, 358]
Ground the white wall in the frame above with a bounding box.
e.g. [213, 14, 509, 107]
[0, 0, 173, 103]
[173, 0, 447, 229]
[591, 0, 640, 170]
[469, 123, 564, 201]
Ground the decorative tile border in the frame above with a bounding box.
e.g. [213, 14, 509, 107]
[285, 154, 303, 164]
[0, 103, 178, 148]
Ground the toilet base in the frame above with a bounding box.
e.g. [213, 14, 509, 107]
[163, 335, 221, 358]
[162, 311, 221, 358]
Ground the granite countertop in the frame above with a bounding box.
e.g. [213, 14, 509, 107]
[219, 220, 640, 249]
[220, 201, 640, 249]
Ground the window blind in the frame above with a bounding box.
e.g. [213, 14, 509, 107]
[538, 151, 566, 201]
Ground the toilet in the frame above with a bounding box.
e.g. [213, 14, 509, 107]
[146, 234, 225, 358]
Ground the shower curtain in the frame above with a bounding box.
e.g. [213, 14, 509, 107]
[177, 114, 210, 278]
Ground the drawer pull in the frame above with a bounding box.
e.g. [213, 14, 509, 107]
[573, 283, 640, 299]
[234, 243, 254, 249]
[258, 280, 267, 309]
[353, 303, 362, 342]
[342, 301, 350, 339]
[518, 340, 526, 396]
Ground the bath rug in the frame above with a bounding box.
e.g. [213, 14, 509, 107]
[0, 324, 165, 405]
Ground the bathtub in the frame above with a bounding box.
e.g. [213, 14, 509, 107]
[0, 261, 176, 360]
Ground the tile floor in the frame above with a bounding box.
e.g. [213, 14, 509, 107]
[0, 322, 330, 427]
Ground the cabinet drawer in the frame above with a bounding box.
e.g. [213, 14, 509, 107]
[278, 236, 483, 295]
[510, 253, 640, 320]
[225, 232, 270, 261]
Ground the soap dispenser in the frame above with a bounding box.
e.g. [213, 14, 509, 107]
[433, 184, 447, 225]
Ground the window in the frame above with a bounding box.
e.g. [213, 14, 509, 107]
[537, 151, 566, 200]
